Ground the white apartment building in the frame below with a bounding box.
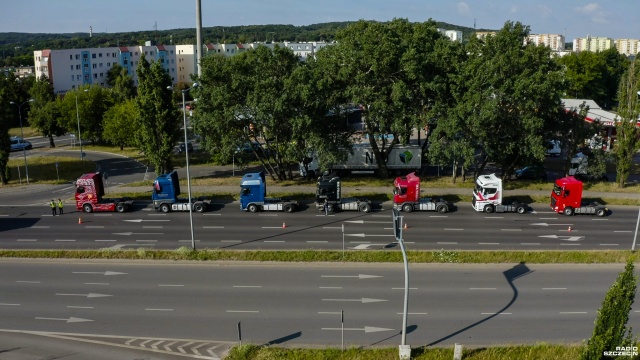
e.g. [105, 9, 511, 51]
[438, 29, 463, 43]
[572, 36, 615, 53]
[34, 44, 198, 95]
[527, 34, 565, 52]
[615, 39, 640, 56]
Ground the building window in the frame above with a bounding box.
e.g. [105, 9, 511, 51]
[135, 52, 138, 55]
[85, 74, 89, 80]
[71, 75, 74, 81]
[69, 55, 72, 60]
[84, 64, 88, 69]
[99, 53, 102, 57]
[92, 54, 96, 58]
[77, 75, 81, 80]
[70, 65, 73, 70]
[76, 54, 79, 60]
[107, 62, 110, 66]
[83, 54, 88, 59]
[94, 74, 97, 79]
[92, 64, 97, 69]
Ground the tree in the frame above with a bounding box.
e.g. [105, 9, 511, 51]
[327, 19, 460, 177]
[193, 45, 304, 180]
[554, 102, 603, 176]
[445, 21, 565, 180]
[0, 71, 22, 184]
[109, 64, 136, 102]
[581, 260, 636, 360]
[28, 75, 66, 147]
[58, 85, 113, 144]
[135, 54, 181, 174]
[614, 58, 640, 188]
[103, 99, 139, 150]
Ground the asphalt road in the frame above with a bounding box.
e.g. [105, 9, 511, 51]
[0, 200, 637, 251]
[0, 260, 637, 354]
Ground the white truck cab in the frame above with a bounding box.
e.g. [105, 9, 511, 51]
[472, 174, 528, 214]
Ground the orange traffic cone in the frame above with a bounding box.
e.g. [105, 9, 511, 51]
[568, 226, 572, 232]
[78, 217, 83, 224]
[282, 222, 286, 228]
[403, 223, 408, 229]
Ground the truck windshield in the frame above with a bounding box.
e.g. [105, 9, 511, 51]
[475, 184, 496, 196]
[552, 184, 563, 196]
[395, 186, 406, 195]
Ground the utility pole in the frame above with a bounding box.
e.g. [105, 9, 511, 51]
[196, 0, 203, 77]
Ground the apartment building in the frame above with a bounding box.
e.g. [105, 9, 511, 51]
[615, 39, 640, 56]
[527, 34, 565, 52]
[437, 29, 463, 43]
[572, 36, 615, 53]
[34, 43, 197, 95]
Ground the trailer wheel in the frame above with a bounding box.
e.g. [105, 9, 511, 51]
[115, 203, 126, 213]
[516, 206, 526, 214]
[596, 208, 606, 217]
[563, 207, 574, 216]
[283, 204, 294, 213]
[194, 203, 205, 213]
[483, 204, 494, 213]
[437, 205, 448, 213]
[160, 203, 171, 213]
[83, 204, 93, 213]
[402, 204, 413, 213]
[248, 204, 259, 213]
[359, 203, 371, 213]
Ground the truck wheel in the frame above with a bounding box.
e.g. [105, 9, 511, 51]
[359, 203, 371, 213]
[596, 208, 606, 217]
[83, 204, 93, 213]
[248, 204, 258, 213]
[402, 204, 413, 213]
[437, 205, 448, 213]
[516, 206, 526, 214]
[160, 204, 170, 213]
[283, 204, 294, 213]
[483, 204, 494, 213]
[194, 203, 205, 213]
[563, 207, 574, 216]
[116, 203, 126, 213]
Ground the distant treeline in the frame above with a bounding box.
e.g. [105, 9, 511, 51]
[0, 21, 488, 67]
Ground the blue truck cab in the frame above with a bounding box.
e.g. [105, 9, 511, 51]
[240, 172, 298, 212]
[152, 171, 210, 213]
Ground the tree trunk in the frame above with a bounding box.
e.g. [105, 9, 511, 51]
[49, 135, 55, 148]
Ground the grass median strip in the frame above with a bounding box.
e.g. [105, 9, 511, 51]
[0, 248, 638, 263]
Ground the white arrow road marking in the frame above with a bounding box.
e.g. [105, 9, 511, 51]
[163, 340, 179, 351]
[322, 298, 387, 303]
[353, 244, 371, 249]
[531, 223, 574, 226]
[112, 232, 163, 235]
[72, 271, 127, 276]
[55, 293, 112, 298]
[539, 235, 584, 241]
[177, 341, 195, 354]
[344, 220, 390, 224]
[35, 317, 93, 323]
[123, 219, 170, 223]
[139, 339, 153, 348]
[150, 340, 163, 349]
[322, 326, 394, 333]
[321, 274, 382, 279]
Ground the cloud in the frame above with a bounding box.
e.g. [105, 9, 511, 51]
[510, 5, 518, 14]
[537, 5, 552, 17]
[575, 3, 608, 25]
[457, 2, 471, 16]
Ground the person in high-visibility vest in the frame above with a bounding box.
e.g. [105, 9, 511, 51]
[50, 200, 57, 216]
[57, 199, 64, 215]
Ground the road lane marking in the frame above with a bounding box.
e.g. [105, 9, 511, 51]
[259, 214, 278, 217]
[501, 229, 521, 231]
[136, 240, 157, 242]
[142, 226, 163, 229]
[307, 241, 328, 243]
[203, 213, 221, 216]
[0, 303, 19, 306]
[323, 227, 342, 229]
[220, 240, 241, 243]
[319, 287, 342, 289]
[560, 311, 587, 314]
[316, 214, 335, 217]
[55, 239, 75, 242]
[392, 287, 418, 290]
[147, 213, 167, 216]
[481, 312, 511, 315]
[560, 243, 580, 246]
[614, 231, 632, 233]
[479, 242, 499, 245]
[543, 288, 567, 290]
[397, 312, 428, 315]
[470, 288, 496, 290]
[233, 286, 262, 288]
[444, 229, 463, 231]
[145, 308, 174, 311]
[591, 219, 608, 221]
[262, 227, 284, 229]
[539, 217, 558, 219]
[429, 215, 448, 218]
[159, 284, 184, 287]
[264, 240, 284, 243]
[521, 243, 540, 245]
[318, 311, 342, 314]
[178, 240, 201, 242]
[226, 310, 259, 313]
[486, 217, 504, 219]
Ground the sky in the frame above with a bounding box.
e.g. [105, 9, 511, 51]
[1, 0, 639, 41]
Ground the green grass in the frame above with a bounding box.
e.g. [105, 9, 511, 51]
[1, 249, 637, 263]
[7, 156, 95, 185]
[225, 344, 584, 360]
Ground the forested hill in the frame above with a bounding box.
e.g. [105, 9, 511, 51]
[0, 21, 487, 67]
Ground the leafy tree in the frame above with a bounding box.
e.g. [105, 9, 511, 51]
[0, 71, 22, 184]
[135, 54, 181, 174]
[28, 75, 66, 147]
[446, 21, 565, 180]
[108, 64, 136, 102]
[106, 63, 125, 87]
[193, 45, 303, 180]
[554, 102, 604, 176]
[614, 58, 640, 188]
[581, 260, 636, 360]
[327, 19, 459, 177]
[58, 85, 113, 144]
[103, 99, 139, 150]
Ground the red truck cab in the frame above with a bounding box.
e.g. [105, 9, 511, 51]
[550, 176, 607, 216]
[75, 172, 133, 213]
[393, 172, 420, 204]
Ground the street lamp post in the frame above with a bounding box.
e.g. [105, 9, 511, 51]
[75, 89, 89, 160]
[9, 99, 34, 184]
[170, 83, 198, 251]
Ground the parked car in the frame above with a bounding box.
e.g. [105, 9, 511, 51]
[515, 165, 547, 181]
[10, 136, 32, 152]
